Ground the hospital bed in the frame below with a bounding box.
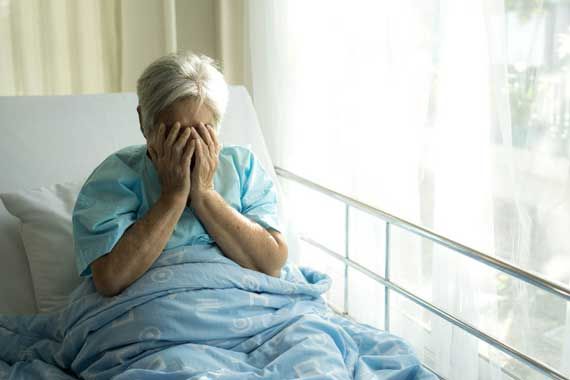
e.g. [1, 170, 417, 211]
[0, 86, 293, 315]
[0, 87, 568, 380]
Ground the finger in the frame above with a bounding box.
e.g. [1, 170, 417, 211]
[194, 123, 208, 154]
[174, 127, 192, 156]
[206, 123, 221, 155]
[195, 137, 204, 167]
[148, 145, 157, 162]
[190, 127, 204, 147]
[182, 139, 196, 167]
[196, 123, 213, 155]
[154, 124, 165, 155]
[164, 122, 181, 151]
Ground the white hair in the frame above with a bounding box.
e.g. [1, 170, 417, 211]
[136, 52, 229, 134]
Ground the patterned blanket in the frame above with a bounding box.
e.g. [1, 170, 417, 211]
[0, 245, 435, 379]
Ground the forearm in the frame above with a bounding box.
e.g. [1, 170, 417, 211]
[93, 195, 185, 296]
[191, 190, 286, 276]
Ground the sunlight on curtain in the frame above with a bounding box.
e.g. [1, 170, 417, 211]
[246, 0, 570, 378]
[429, 1, 494, 378]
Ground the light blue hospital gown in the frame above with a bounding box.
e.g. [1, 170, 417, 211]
[72, 144, 281, 277]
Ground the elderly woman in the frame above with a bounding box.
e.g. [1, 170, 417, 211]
[72, 52, 288, 297]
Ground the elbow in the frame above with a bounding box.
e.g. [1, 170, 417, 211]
[92, 258, 123, 297]
[264, 242, 288, 278]
[93, 273, 122, 297]
[266, 268, 283, 278]
[262, 266, 283, 278]
[97, 284, 121, 298]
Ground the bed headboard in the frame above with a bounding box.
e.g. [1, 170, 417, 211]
[0, 87, 279, 192]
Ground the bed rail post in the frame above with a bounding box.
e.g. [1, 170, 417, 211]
[344, 204, 350, 315]
[385, 222, 391, 332]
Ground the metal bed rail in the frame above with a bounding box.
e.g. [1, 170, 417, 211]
[274, 166, 570, 380]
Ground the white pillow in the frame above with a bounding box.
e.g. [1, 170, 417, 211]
[0, 181, 84, 313]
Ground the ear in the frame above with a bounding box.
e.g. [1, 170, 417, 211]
[137, 106, 146, 138]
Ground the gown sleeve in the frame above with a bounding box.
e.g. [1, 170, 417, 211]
[237, 147, 282, 233]
[72, 154, 142, 277]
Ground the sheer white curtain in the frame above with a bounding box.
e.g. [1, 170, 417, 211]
[0, 0, 176, 95]
[246, 0, 570, 378]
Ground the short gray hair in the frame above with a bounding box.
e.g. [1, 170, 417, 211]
[136, 52, 229, 134]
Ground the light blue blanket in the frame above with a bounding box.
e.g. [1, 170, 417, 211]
[0, 245, 436, 379]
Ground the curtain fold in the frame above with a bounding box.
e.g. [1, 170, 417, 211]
[215, 0, 247, 87]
